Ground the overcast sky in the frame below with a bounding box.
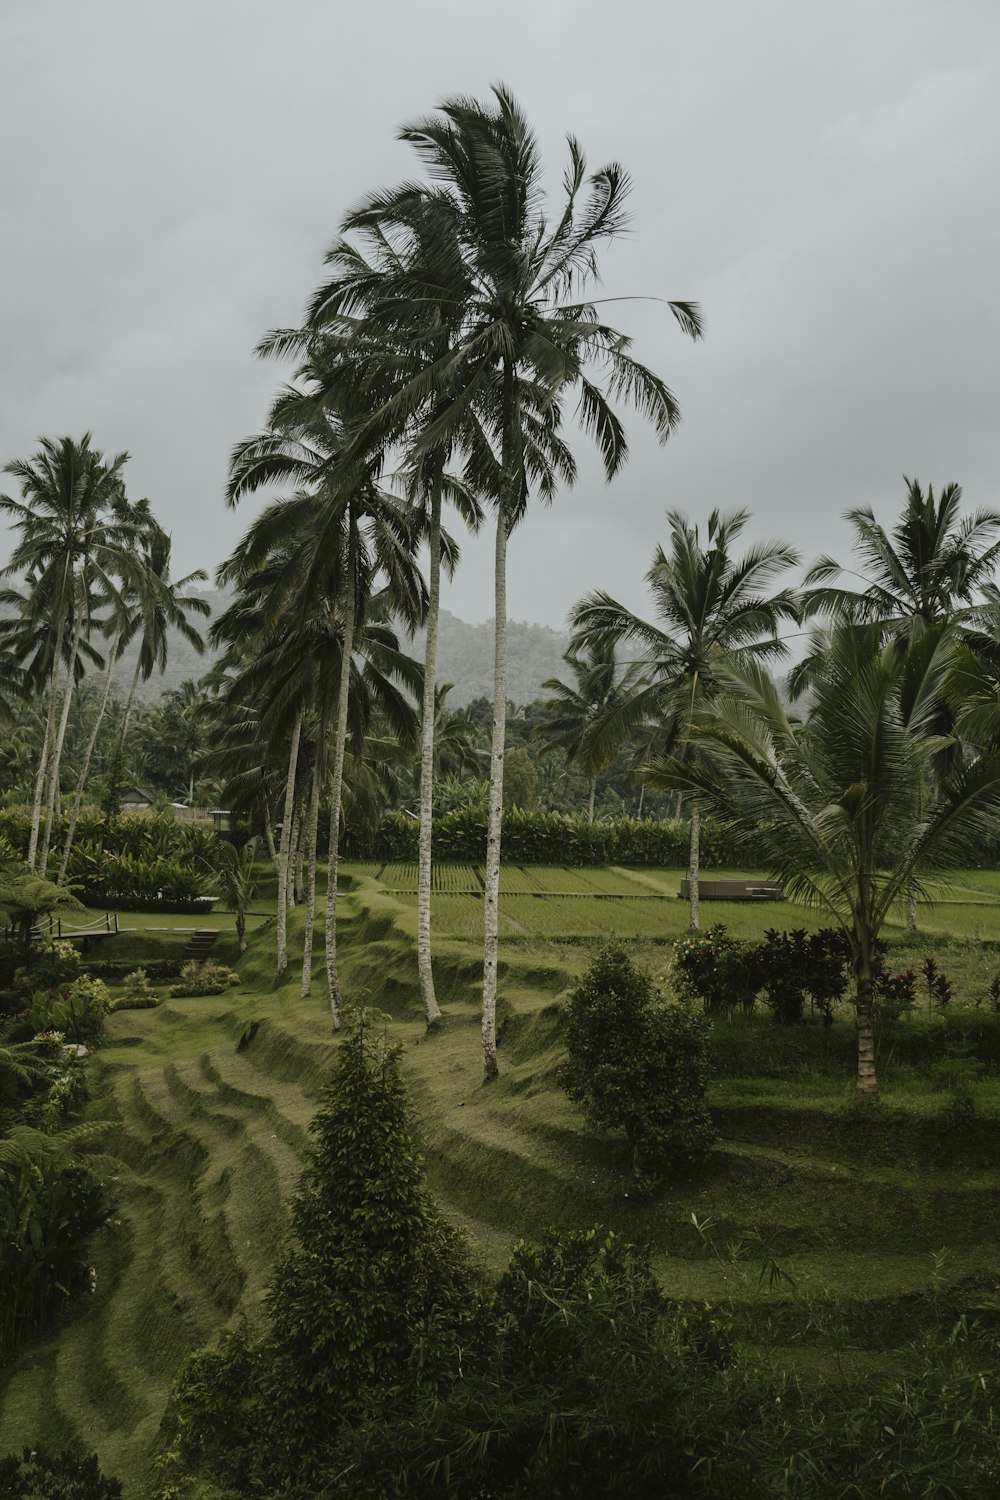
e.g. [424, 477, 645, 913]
[3, 0, 998, 631]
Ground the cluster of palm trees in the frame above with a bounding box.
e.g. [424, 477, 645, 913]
[0, 434, 209, 883]
[215, 85, 700, 1078]
[559, 479, 1000, 1097]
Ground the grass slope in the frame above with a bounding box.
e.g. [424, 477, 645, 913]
[3, 865, 1000, 1495]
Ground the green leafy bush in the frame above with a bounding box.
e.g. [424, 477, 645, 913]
[169, 960, 239, 997]
[559, 942, 715, 1178]
[0, 1446, 122, 1499]
[344, 1225, 721, 1500]
[29, 975, 112, 1048]
[671, 925, 759, 1015]
[0, 1125, 112, 1359]
[24, 941, 81, 990]
[163, 1014, 476, 1496]
[120, 967, 157, 1004]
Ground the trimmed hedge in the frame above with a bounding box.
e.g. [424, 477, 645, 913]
[343, 809, 759, 868]
[82, 958, 184, 981]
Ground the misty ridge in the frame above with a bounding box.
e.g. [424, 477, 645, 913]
[107, 589, 572, 706]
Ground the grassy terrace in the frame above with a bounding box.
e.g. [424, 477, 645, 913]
[3, 862, 1000, 1493]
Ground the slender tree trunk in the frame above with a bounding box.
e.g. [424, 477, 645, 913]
[905, 876, 918, 933]
[293, 805, 307, 905]
[286, 806, 301, 910]
[262, 813, 278, 867]
[39, 615, 84, 874]
[855, 963, 878, 1098]
[637, 780, 645, 818]
[587, 775, 596, 825]
[325, 518, 357, 1030]
[28, 622, 66, 870]
[300, 760, 322, 998]
[417, 484, 444, 1028]
[237, 915, 247, 955]
[482, 503, 509, 1085]
[688, 803, 700, 931]
[275, 710, 302, 981]
[118, 659, 142, 746]
[57, 642, 119, 886]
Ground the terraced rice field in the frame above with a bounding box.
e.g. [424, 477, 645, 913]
[4, 864, 1000, 1493]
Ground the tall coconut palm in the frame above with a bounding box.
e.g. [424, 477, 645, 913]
[573, 508, 799, 929]
[321, 86, 701, 1081]
[652, 621, 1000, 1097]
[282, 194, 489, 1029]
[0, 437, 142, 869]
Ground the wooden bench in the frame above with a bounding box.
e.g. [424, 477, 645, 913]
[678, 879, 785, 902]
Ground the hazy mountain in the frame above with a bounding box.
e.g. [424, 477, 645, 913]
[112, 595, 569, 706]
[408, 611, 569, 706]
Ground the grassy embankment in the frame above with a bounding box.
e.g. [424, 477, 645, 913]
[3, 861, 1000, 1494]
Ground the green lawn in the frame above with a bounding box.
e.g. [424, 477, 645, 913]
[4, 862, 1000, 1494]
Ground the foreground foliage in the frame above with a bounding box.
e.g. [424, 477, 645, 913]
[0, 1445, 123, 1499]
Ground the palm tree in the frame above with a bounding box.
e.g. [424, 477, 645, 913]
[573, 508, 799, 929]
[802, 478, 1000, 930]
[0, 437, 141, 871]
[534, 639, 643, 823]
[260, 197, 486, 1029]
[803, 479, 1000, 630]
[209, 838, 259, 953]
[105, 525, 210, 803]
[652, 622, 1000, 1097]
[55, 521, 208, 882]
[222, 430, 424, 1020]
[325, 86, 702, 1081]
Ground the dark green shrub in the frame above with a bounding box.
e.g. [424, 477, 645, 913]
[82, 958, 183, 981]
[22, 941, 81, 990]
[29, 975, 112, 1048]
[168, 960, 239, 997]
[343, 1226, 705, 1500]
[0, 1127, 112, 1358]
[754, 927, 849, 1024]
[0, 1446, 122, 1499]
[163, 1013, 476, 1496]
[671, 925, 759, 1014]
[559, 943, 715, 1177]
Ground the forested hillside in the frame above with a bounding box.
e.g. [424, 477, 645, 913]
[112, 594, 570, 706]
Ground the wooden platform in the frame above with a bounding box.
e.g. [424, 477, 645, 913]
[678, 878, 785, 902]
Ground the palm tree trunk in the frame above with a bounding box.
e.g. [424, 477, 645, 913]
[286, 806, 301, 910]
[688, 803, 701, 931]
[262, 812, 278, 867]
[119, 658, 142, 745]
[482, 501, 509, 1085]
[275, 710, 302, 981]
[587, 775, 596, 825]
[905, 876, 918, 933]
[28, 621, 65, 870]
[325, 516, 357, 1030]
[417, 484, 444, 1028]
[57, 640, 120, 886]
[39, 614, 84, 874]
[300, 760, 322, 998]
[855, 962, 878, 1098]
[637, 780, 645, 818]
